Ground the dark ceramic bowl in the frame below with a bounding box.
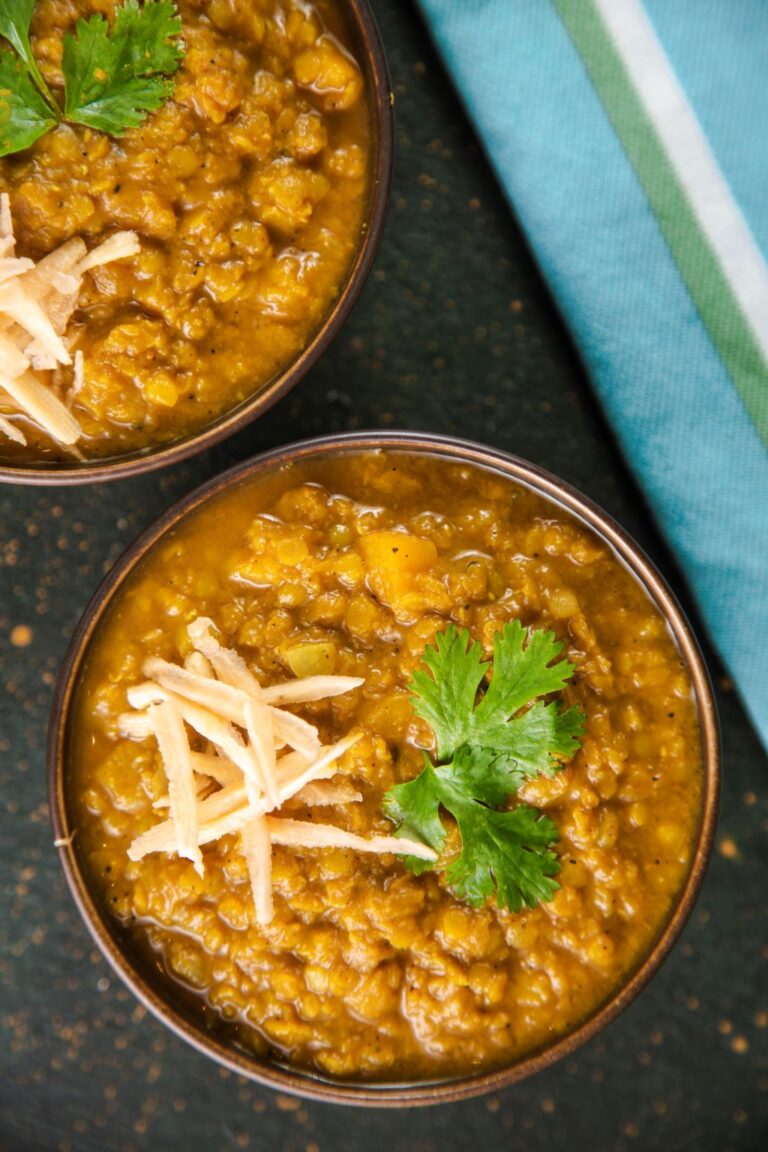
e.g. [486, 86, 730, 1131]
[0, 2, 392, 486]
[48, 432, 720, 1105]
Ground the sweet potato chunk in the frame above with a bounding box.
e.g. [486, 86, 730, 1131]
[358, 531, 438, 608]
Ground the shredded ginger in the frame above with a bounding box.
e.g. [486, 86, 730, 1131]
[0, 194, 139, 448]
[120, 617, 436, 924]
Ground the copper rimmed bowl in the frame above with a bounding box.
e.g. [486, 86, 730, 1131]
[48, 432, 720, 1105]
[0, 1, 392, 486]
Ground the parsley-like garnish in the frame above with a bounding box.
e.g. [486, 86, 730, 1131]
[0, 48, 57, 156]
[0, 0, 54, 106]
[0, 0, 184, 158]
[383, 622, 585, 911]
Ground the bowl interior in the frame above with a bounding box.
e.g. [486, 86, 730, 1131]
[48, 432, 720, 1105]
[1, 1, 393, 486]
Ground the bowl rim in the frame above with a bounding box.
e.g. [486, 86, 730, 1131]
[0, 0, 393, 487]
[47, 430, 721, 1106]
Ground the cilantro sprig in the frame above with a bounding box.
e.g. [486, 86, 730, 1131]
[0, 0, 184, 158]
[384, 622, 585, 912]
[0, 0, 54, 107]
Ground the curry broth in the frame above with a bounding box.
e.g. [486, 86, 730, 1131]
[0, 0, 372, 461]
[71, 451, 703, 1080]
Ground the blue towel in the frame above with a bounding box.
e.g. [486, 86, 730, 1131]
[415, 0, 768, 749]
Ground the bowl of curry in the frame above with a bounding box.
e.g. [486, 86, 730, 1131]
[48, 431, 719, 1105]
[0, 1, 391, 483]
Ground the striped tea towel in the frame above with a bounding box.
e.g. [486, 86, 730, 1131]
[415, 0, 768, 750]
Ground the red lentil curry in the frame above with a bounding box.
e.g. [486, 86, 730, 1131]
[70, 450, 704, 1082]
[0, 0, 371, 461]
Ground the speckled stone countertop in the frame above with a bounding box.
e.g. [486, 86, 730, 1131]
[1, 4, 766, 1150]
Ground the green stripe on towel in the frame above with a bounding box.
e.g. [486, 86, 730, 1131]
[554, 0, 768, 448]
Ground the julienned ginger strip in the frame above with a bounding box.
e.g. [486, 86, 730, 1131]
[0, 193, 139, 447]
[128, 734, 363, 859]
[146, 700, 203, 877]
[122, 620, 432, 924]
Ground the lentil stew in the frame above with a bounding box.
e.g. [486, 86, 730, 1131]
[0, 0, 377, 466]
[62, 442, 708, 1087]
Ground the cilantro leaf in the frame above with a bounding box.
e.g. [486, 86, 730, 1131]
[437, 742, 524, 809]
[383, 755, 448, 876]
[0, 49, 56, 157]
[385, 745, 561, 911]
[445, 794, 561, 912]
[385, 621, 586, 911]
[411, 622, 584, 780]
[476, 620, 578, 730]
[0, 2, 185, 157]
[0, 0, 37, 62]
[0, 0, 53, 104]
[385, 755, 448, 856]
[110, 0, 185, 76]
[409, 626, 488, 761]
[477, 699, 585, 780]
[62, 1, 184, 135]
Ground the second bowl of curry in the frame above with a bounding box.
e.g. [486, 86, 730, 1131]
[0, 0, 392, 482]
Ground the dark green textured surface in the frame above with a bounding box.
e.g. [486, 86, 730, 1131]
[1, 3, 767, 1149]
